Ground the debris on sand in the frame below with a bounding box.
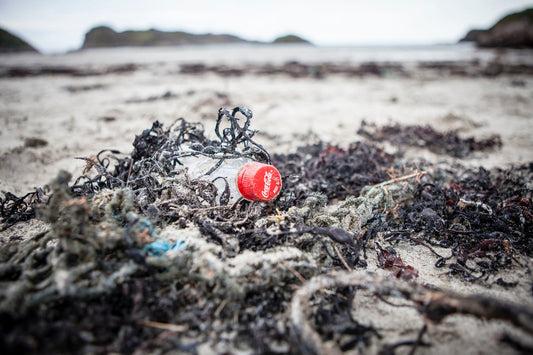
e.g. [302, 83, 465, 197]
[0, 64, 138, 78]
[358, 121, 502, 158]
[0, 107, 532, 354]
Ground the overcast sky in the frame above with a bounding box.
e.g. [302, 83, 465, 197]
[0, 0, 532, 53]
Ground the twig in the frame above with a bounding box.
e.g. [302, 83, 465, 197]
[125, 160, 133, 187]
[408, 324, 427, 355]
[333, 244, 352, 271]
[371, 170, 426, 188]
[280, 259, 306, 283]
[136, 319, 188, 332]
[214, 299, 228, 317]
[385, 232, 447, 259]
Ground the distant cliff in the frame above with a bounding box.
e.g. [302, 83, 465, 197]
[0, 28, 39, 53]
[460, 8, 533, 48]
[82, 26, 250, 49]
[459, 29, 489, 43]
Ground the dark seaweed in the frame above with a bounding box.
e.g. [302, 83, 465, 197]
[358, 121, 502, 158]
[273, 142, 395, 208]
[0, 189, 46, 231]
[383, 164, 533, 280]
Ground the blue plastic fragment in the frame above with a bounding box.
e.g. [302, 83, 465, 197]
[170, 239, 186, 251]
[121, 216, 185, 256]
[140, 219, 154, 233]
[142, 237, 186, 256]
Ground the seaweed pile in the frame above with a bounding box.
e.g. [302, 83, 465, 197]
[179, 61, 408, 79]
[1, 107, 532, 354]
[358, 121, 502, 158]
[272, 142, 395, 207]
[177, 61, 533, 79]
[0, 64, 138, 78]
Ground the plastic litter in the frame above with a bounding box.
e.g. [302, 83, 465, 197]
[179, 146, 281, 204]
[142, 237, 186, 256]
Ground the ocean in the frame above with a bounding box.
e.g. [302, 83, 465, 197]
[1, 42, 532, 67]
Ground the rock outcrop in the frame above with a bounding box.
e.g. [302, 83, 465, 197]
[82, 26, 249, 49]
[460, 8, 533, 48]
[0, 28, 39, 53]
[272, 34, 312, 45]
[81, 26, 314, 49]
[459, 29, 489, 43]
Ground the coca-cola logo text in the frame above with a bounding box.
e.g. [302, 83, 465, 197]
[262, 170, 273, 198]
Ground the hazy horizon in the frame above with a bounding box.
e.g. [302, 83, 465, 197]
[1, 0, 532, 54]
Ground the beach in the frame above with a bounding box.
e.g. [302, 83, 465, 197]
[1, 45, 532, 194]
[1, 44, 533, 354]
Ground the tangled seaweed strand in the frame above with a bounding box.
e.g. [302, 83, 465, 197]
[358, 121, 502, 158]
[72, 107, 271, 199]
[0, 188, 47, 231]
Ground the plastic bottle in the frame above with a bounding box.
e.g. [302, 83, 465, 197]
[178, 147, 282, 204]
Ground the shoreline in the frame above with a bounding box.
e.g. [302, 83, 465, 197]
[2, 42, 533, 66]
[2, 54, 533, 80]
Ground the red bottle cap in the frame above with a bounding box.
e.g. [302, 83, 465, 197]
[237, 162, 282, 201]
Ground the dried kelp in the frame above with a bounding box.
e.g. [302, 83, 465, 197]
[375, 242, 419, 280]
[0, 108, 362, 353]
[178, 61, 533, 79]
[71, 107, 271, 208]
[358, 121, 502, 158]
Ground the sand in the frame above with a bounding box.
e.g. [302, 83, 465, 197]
[1, 61, 532, 194]
[1, 48, 532, 354]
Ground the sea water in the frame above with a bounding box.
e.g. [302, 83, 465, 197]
[1, 42, 532, 67]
